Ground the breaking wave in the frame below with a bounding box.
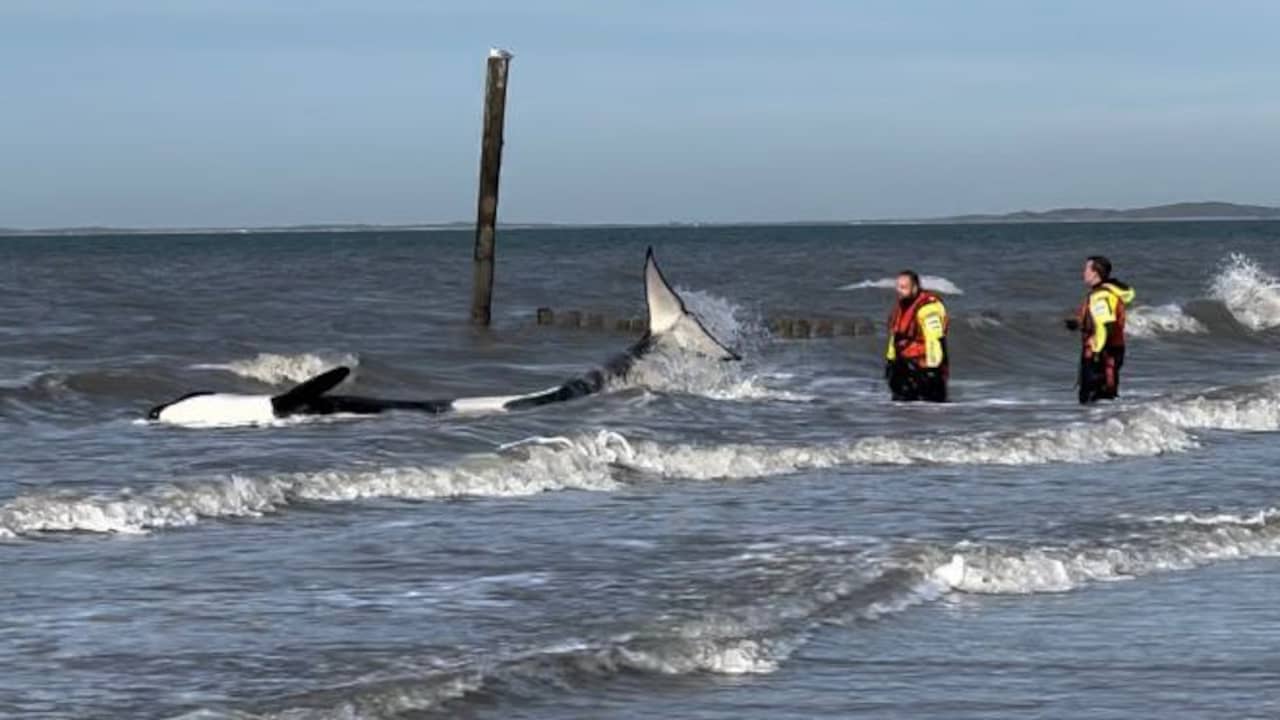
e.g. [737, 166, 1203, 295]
[0, 433, 629, 536]
[926, 506, 1280, 594]
[1125, 303, 1206, 337]
[839, 275, 964, 295]
[13, 378, 1280, 537]
[191, 352, 358, 385]
[1209, 253, 1280, 331]
[11, 374, 1280, 538]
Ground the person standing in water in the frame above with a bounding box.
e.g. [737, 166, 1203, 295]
[1065, 255, 1135, 404]
[884, 270, 949, 402]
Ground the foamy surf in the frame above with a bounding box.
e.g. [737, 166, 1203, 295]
[839, 275, 964, 295]
[0, 433, 628, 536]
[1209, 253, 1280, 331]
[923, 505, 1280, 594]
[1126, 303, 1207, 337]
[1130, 508, 1280, 526]
[15, 379, 1280, 538]
[168, 505, 1280, 719]
[623, 345, 815, 402]
[191, 352, 359, 385]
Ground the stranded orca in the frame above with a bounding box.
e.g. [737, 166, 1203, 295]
[148, 247, 738, 426]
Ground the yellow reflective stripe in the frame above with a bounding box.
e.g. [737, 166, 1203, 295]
[1088, 290, 1115, 353]
[918, 301, 947, 368]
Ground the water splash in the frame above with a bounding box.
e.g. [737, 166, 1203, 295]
[1208, 253, 1280, 330]
[192, 352, 358, 385]
[839, 275, 964, 295]
[1126, 303, 1207, 337]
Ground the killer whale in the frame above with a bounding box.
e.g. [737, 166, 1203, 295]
[148, 247, 737, 426]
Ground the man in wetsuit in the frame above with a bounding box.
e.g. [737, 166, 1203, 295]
[884, 270, 949, 402]
[1065, 255, 1135, 404]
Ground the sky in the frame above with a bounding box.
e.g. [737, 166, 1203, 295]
[1, 0, 1278, 228]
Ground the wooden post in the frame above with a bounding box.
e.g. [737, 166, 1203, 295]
[470, 48, 513, 326]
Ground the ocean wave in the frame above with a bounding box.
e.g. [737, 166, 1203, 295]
[925, 505, 1280, 594]
[173, 505, 1280, 719]
[1122, 508, 1280, 527]
[191, 352, 359, 385]
[1125, 303, 1207, 337]
[0, 433, 629, 536]
[13, 380, 1280, 538]
[839, 275, 964, 295]
[1208, 253, 1280, 331]
[173, 544, 939, 719]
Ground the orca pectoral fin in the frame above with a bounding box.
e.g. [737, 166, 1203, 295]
[271, 366, 351, 414]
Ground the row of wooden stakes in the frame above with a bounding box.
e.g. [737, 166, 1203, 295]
[533, 308, 881, 338]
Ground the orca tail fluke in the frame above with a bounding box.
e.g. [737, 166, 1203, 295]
[644, 247, 740, 360]
[270, 366, 351, 414]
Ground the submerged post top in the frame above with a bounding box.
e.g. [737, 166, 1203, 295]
[489, 47, 513, 60]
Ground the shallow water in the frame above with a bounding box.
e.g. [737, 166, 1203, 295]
[3, 222, 1280, 718]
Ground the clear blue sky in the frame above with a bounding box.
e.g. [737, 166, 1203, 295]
[1, 1, 1277, 227]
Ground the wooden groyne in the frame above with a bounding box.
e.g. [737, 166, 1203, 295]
[533, 308, 880, 338]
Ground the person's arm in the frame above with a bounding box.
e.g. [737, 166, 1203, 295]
[917, 302, 947, 369]
[1086, 291, 1115, 355]
[885, 308, 898, 362]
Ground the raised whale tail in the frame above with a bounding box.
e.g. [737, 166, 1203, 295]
[270, 365, 351, 414]
[643, 246, 740, 360]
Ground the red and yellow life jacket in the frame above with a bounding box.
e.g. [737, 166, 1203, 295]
[886, 291, 949, 368]
[1077, 280, 1135, 357]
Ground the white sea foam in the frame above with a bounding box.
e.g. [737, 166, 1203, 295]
[18, 380, 1280, 537]
[1132, 508, 1280, 527]
[192, 352, 358, 385]
[1209, 253, 1280, 330]
[625, 345, 814, 402]
[925, 509, 1280, 594]
[0, 433, 629, 536]
[839, 275, 964, 295]
[1125, 303, 1206, 337]
[1145, 382, 1280, 431]
[2, 415, 1183, 537]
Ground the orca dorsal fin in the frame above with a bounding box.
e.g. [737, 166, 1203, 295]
[271, 366, 351, 413]
[643, 247, 741, 360]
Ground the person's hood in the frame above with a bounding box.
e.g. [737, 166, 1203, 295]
[1099, 279, 1135, 304]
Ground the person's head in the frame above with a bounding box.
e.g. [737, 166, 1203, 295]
[896, 270, 920, 301]
[1083, 255, 1111, 286]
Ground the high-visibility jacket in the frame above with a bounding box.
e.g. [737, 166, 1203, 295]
[886, 291, 948, 369]
[1078, 280, 1135, 357]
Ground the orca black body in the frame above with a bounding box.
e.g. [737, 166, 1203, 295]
[148, 248, 737, 426]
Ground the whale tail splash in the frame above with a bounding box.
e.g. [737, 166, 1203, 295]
[641, 247, 741, 361]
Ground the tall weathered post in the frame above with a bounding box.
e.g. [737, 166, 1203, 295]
[470, 48, 513, 326]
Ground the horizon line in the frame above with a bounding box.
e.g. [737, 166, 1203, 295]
[3, 200, 1279, 236]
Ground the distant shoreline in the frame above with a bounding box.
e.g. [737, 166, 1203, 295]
[3, 201, 1278, 237]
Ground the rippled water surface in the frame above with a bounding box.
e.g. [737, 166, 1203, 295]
[3, 222, 1280, 718]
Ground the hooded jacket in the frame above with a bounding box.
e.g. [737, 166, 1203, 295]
[1079, 280, 1136, 356]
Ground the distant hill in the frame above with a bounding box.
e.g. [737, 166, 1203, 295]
[929, 201, 1280, 224]
[4, 201, 1280, 236]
